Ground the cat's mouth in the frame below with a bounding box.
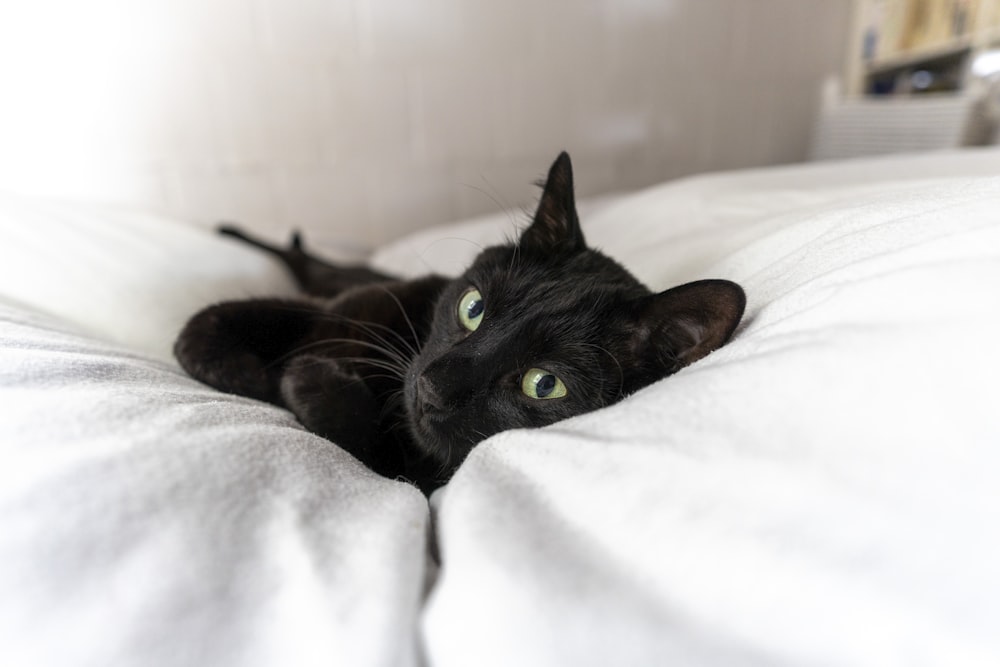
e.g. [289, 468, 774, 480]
[403, 370, 480, 472]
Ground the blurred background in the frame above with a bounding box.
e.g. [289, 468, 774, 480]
[0, 0, 996, 251]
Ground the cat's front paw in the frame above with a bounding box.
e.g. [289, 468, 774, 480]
[279, 355, 379, 460]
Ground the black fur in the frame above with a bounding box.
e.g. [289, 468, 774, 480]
[175, 152, 746, 493]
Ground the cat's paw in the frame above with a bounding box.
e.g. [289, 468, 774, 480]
[279, 355, 379, 459]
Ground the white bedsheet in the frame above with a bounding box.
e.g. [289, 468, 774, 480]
[2, 148, 1000, 666]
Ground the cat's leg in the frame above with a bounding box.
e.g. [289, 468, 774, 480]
[279, 354, 399, 475]
[217, 224, 397, 297]
[174, 298, 322, 404]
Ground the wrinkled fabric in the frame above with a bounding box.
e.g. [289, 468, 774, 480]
[3, 147, 1000, 666]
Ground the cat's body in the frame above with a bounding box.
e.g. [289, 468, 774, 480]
[175, 153, 746, 493]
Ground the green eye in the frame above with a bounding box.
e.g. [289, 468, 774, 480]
[458, 288, 485, 331]
[521, 368, 567, 400]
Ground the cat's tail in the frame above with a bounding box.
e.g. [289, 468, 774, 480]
[217, 223, 302, 257]
[216, 222, 398, 297]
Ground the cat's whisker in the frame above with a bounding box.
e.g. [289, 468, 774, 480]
[505, 209, 530, 276]
[460, 178, 521, 228]
[284, 356, 408, 382]
[340, 315, 420, 359]
[420, 235, 486, 255]
[372, 284, 424, 355]
[508, 237, 520, 276]
[341, 358, 409, 378]
[263, 302, 419, 360]
[386, 418, 410, 436]
[267, 339, 411, 376]
[378, 388, 404, 408]
[331, 317, 417, 359]
[358, 373, 406, 384]
[351, 326, 415, 366]
[312, 314, 416, 362]
[283, 348, 408, 377]
[436, 440, 454, 479]
[306, 337, 406, 366]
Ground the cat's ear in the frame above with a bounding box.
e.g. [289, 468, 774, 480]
[630, 279, 746, 377]
[519, 151, 586, 254]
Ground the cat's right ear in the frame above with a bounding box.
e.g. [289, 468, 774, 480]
[519, 151, 586, 254]
[627, 279, 746, 386]
[174, 299, 324, 405]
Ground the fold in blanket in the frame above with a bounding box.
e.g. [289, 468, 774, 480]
[2, 150, 1000, 666]
[0, 299, 430, 667]
[422, 176, 1000, 666]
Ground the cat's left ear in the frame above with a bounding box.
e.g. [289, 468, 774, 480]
[519, 151, 586, 254]
[630, 279, 746, 377]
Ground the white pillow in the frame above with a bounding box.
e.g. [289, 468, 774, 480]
[0, 193, 298, 362]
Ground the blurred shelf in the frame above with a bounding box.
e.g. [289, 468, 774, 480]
[866, 36, 972, 73]
[847, 0, 1000, 96]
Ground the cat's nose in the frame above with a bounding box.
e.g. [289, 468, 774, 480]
[416, 374, 444, 415]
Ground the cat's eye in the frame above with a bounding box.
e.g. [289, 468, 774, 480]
[458, 288, 485, 332]
[521, 368, 567, 400]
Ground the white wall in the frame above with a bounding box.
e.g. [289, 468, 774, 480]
[0, 0, 851, 250]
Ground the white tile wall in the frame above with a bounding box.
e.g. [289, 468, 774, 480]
[0, 0, 851, 249]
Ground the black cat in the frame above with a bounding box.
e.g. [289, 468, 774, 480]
[174, 153, 745, 493]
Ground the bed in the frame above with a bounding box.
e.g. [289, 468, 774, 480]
[2, 147, 999, 666]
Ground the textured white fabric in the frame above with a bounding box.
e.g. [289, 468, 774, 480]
[420, 164, 1000, 666]
[2, 147, 1000, 666]
[0, 193, 298, 362]
[0, 299, 429, 667]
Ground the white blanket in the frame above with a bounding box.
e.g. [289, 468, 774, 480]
[0, 301, 429, 667]
[2, 148, 1000, 665]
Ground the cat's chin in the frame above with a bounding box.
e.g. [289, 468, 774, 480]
[402, 402, 476, 479]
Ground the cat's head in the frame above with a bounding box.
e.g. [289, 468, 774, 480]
[404, 152, 745, 476]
